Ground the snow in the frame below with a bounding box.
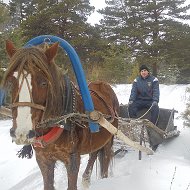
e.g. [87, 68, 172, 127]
[1, 84, 190, 190]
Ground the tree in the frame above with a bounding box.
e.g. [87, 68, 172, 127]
[18, 0, 97, 62]
[9, 0, 37, 22]
[98, 0, 190, 78]
[0, 2, 11, 32]
[13, 0, 117, 81]
[85, 43, 134, 83]
[0, 2, 12, 81]
[182, 87, 190, 127]
[162, 22, 190, 83]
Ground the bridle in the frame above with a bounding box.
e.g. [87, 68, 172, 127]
[10, 70, 46, 114]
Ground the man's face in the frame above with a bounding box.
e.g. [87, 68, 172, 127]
[140, 69, 149, 78]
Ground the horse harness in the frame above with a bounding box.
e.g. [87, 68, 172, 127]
[11, 71, 46, 114]
[34, 75, 77, 148]
[89, 89, 116, 123]
[13, 72, 116, 148]
[36, 85, 117, 130]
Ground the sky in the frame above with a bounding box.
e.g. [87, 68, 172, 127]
[87, 0, 106, 25]
[1, 83, 190, 190]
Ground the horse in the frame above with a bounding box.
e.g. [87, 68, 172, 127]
[3, 40, 120, 190]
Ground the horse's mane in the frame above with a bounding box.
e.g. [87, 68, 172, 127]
[3, 46, 65, 119]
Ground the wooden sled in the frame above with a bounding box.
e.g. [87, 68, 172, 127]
[114, 104, 180, 157]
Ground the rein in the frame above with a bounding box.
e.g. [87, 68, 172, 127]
[127, 104, 153, 119]
[138, 104, 153, 119]
[127, 104, 159, 126]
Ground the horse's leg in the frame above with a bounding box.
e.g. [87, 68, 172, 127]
[82, 152, 98, 189]
[65, 152, 81, 190]
[98, 138, 113, 178]
[36, 156, 56, 190]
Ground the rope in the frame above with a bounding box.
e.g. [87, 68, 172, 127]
[127, 104, 153, 120]
[138, 104, 153, 119]
[36, 112, 89, 128]
[36, 112, 113, 129]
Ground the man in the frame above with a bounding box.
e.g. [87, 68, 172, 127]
[128, 64, 160, 125]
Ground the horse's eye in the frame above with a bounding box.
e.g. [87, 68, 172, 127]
[40, 81, 47, 88]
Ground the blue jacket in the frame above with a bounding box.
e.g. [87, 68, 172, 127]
[0, 89, 6, 107]
[129, 75, 160, 102]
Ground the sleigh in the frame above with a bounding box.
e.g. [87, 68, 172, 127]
[114, 104, 180, 157]
[0, 35, 181, 189]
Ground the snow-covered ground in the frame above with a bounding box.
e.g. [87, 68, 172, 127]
[1, 84, 190, 190]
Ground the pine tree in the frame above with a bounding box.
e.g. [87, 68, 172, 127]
[98, 0, 190, 78]
[8, 0, 96, 61]
[182, 87, 190, 127]
[0, 2, 11, 78]
[0, 2, 11, 32]
[12, 0, 112, 81]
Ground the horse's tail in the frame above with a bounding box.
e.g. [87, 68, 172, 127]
[98, 137, 114, 178]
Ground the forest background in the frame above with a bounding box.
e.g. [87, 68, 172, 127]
[2, 1, 190, 189]
[1, 0, 190, 151]
[1, 0, 190, 85]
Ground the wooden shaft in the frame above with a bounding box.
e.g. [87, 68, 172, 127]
[142, 119, 166, 136]
[90, 111, 154, 155]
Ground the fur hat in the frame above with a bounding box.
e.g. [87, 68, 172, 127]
[139, 65, 149, 72]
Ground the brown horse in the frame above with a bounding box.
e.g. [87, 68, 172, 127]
[3, 41, 120, 190]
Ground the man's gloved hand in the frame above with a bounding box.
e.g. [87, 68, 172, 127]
[152, 101, 158, 106]
[128, 101, 133, 105]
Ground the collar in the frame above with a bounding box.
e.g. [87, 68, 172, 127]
[33, 125, 64, 148]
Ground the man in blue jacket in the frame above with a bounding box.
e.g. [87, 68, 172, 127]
[128, 65, 160, 125]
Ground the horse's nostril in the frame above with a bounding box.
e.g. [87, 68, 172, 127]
[27, 130, 36, 139]
[10, 128, 16, 137]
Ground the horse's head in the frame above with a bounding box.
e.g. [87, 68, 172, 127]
[4, 41, 64, 145]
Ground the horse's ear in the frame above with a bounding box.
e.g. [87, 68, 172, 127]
[45, 42, 59, 62]
[6, 40, 17, 58]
